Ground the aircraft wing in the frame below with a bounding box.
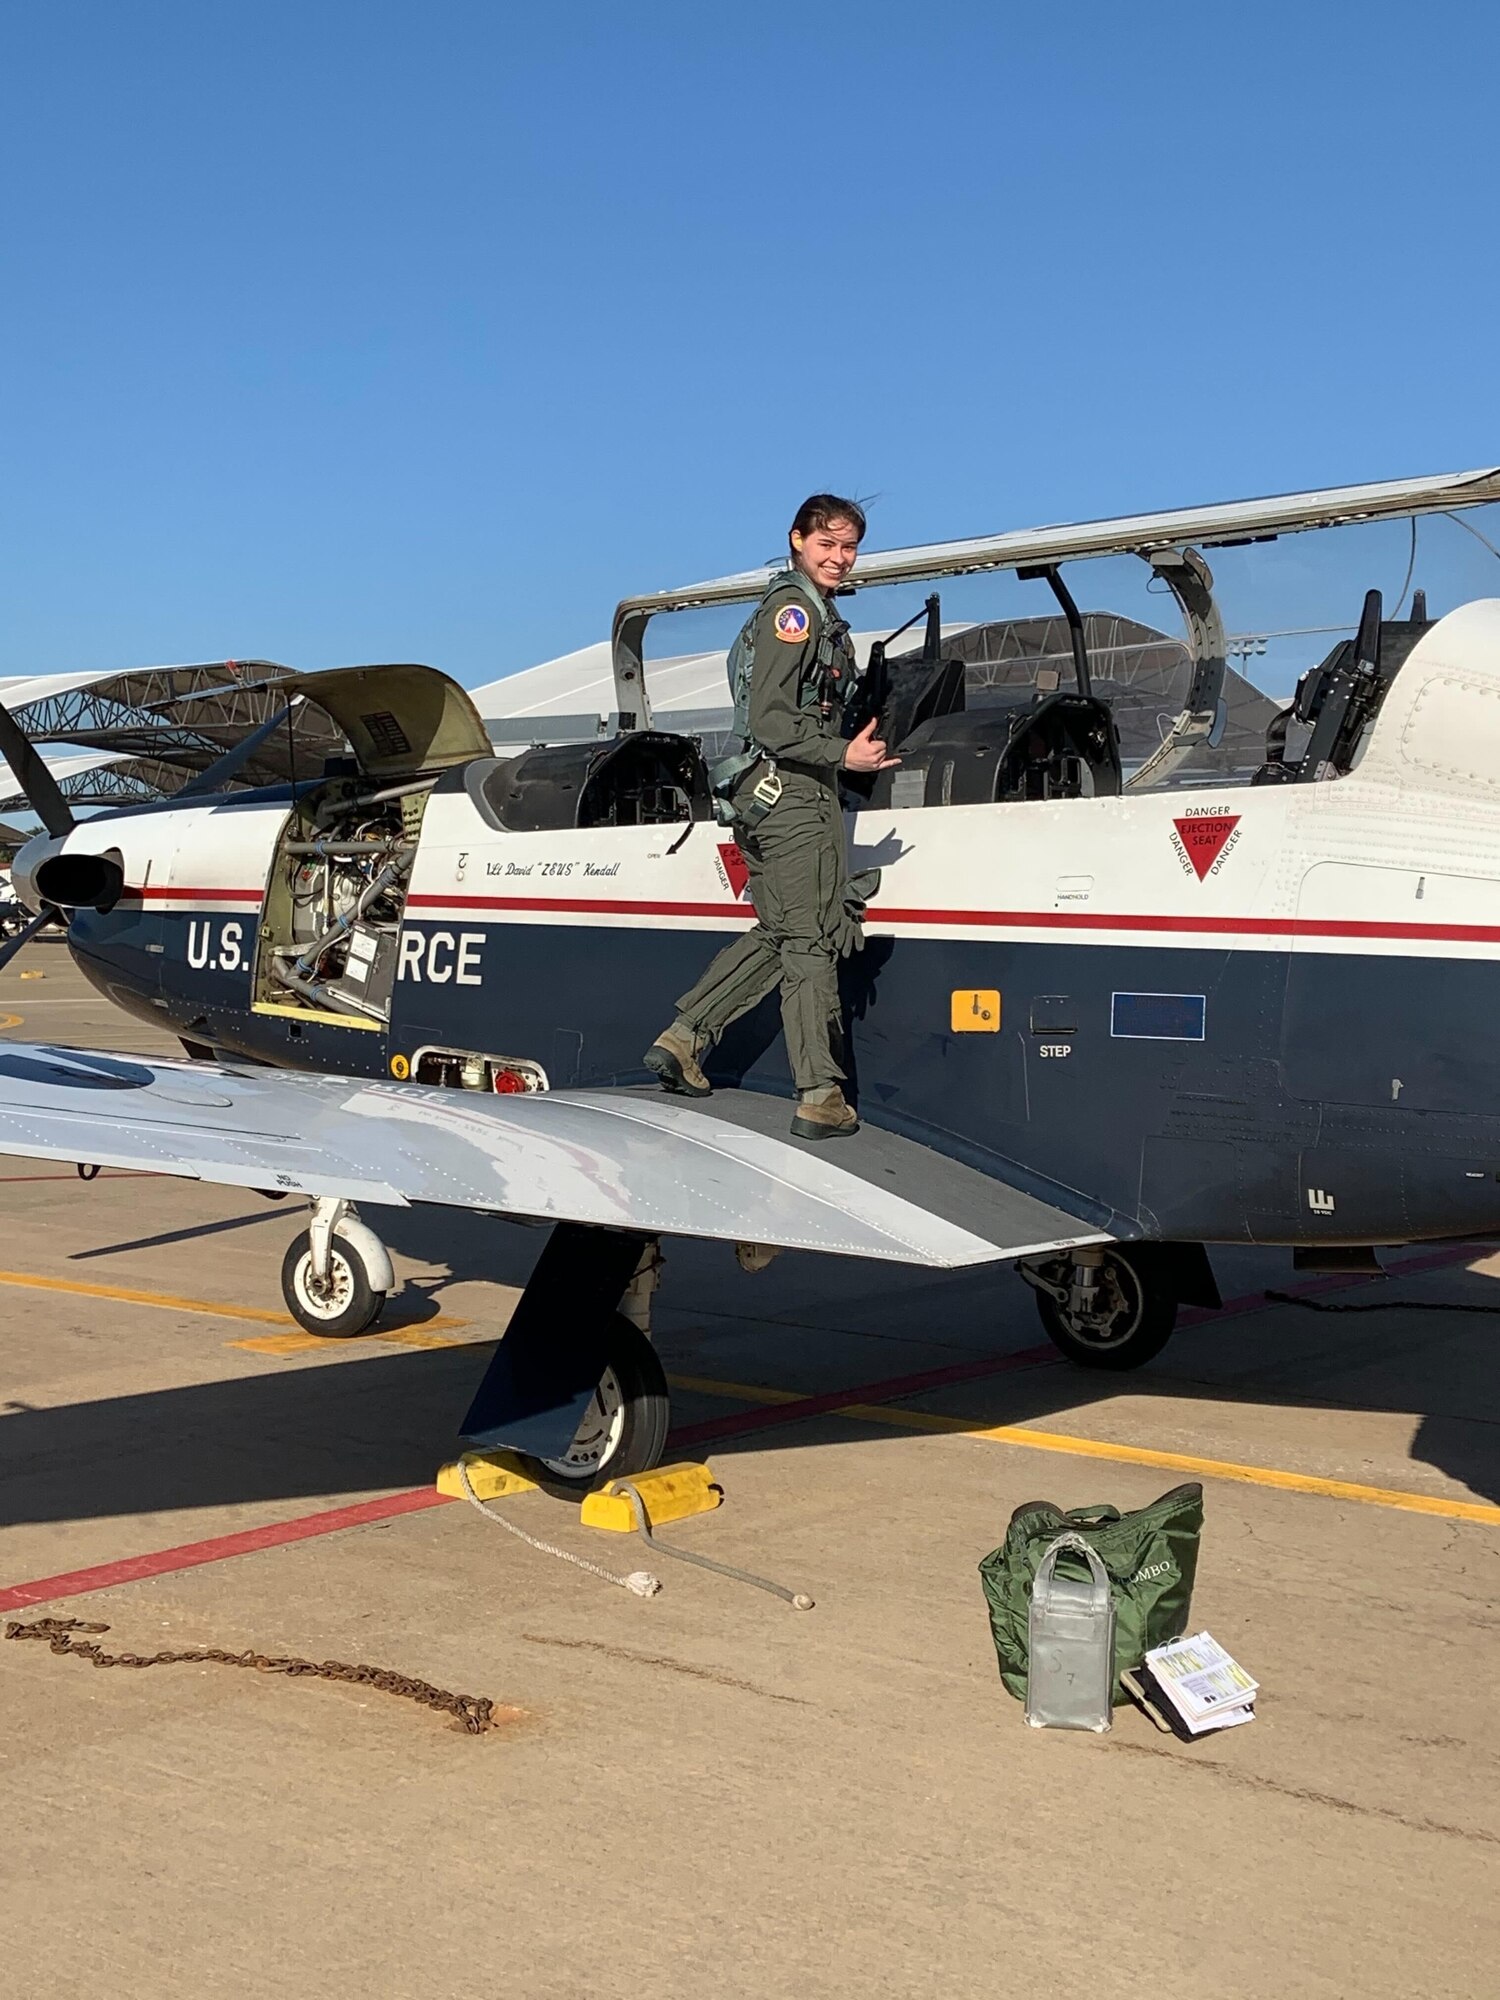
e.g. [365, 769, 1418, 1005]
[0, 1044, 1107, 1270]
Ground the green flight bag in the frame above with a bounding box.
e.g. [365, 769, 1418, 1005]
[979, 1482, 1204, 1704]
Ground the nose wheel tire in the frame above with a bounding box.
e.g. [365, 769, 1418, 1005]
[525, 1313, 671, 1494]
[280, 1232, 387, 1338]
[1033, 1249, 1176, 1370]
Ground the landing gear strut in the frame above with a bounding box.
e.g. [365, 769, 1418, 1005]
[1019, 1245, 1178, 1370]
[280, 1197, 394, 1337]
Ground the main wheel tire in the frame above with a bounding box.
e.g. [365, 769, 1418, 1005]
[280, 1232, 387, 1338]
[1034, 1250, 1176, 1371]
[526, 1314, 671, 1494]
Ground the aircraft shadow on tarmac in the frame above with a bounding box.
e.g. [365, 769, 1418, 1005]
[4, 1202, 1500, 1530]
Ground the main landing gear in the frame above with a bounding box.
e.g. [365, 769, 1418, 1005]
[530, 1313, 670, 1490]
[1017, 1244, 1215, 1370]
[460, 1225, 672, 1493]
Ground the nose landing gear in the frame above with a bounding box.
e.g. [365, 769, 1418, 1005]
[280, 1196, 395, 1337]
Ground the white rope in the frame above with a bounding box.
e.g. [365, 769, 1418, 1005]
[456, 1460, 661, 1597]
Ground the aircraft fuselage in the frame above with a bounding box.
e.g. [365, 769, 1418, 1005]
[58, 608, 1500, 1255]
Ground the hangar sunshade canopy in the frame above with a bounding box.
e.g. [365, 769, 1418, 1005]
[0, 660, 347, 820]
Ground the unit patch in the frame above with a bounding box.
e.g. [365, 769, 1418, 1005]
[773, 603, 810, 643]
[1170, 811, 1241, 881]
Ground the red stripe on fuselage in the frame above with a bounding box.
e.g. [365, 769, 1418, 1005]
[121, 886, 265, 903]
[102, 885, 1500, 947]
[402, 891, 1500, 946]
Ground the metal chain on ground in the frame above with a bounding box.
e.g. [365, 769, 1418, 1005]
[3, 1617, 500, 1734]
[456, 1459, 661, 1596]
[1266, 1291, 1500, 1315]
[616, 1482, 815, 1610]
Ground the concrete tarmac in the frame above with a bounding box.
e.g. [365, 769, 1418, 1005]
[2, 938, 1498, 1998]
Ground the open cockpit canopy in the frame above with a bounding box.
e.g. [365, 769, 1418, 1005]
[611, 467, 1500, 795]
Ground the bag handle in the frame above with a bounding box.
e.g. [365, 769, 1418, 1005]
[1034, 1532, 1110, 1604]
[1064, 1505, 1122, 1526]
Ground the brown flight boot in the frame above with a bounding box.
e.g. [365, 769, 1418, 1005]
[790, 1085, 859, 1141]
[643, 1021, 713, 1098]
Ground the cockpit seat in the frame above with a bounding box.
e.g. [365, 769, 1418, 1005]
[862, 692, 1122, 810]
[471, 730, 713, 833]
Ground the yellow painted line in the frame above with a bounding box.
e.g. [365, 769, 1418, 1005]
[251, 1000, 381, 1031]
[0, 1012, 22, 1030]
[232, 1332, 340, 1355]
[3, 1259, 1484, 1525]
[376, 1323, 481, 1351]
[0, 1265, 468, 1340]
[666, 1372, 804, 1405]
[230, 1319, 473, 1355]
[834, 1402, 1500, 1526]
[0, 1267, 299, 1325]
[661, 1371, 1500, 1523]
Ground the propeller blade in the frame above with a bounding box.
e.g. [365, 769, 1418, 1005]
[0, 904, 59, 976]
[176, 702, 297, 799]
[0, 699, 76, 837]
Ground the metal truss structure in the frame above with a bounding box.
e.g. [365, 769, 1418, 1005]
[0, 660, 347, 816]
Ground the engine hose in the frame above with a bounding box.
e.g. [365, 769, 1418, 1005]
[289, 851, 411, 977]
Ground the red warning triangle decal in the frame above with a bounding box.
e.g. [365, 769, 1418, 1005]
[1172, 813, 1240, 881]
[717, 841, 751, 898]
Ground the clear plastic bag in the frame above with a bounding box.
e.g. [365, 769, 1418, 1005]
[1025, 1532, 1115, 1733]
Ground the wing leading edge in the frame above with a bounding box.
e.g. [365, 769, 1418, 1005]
[0, 1045, 1107, 1269]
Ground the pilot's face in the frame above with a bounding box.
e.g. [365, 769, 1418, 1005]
[792, 519, 861, 593]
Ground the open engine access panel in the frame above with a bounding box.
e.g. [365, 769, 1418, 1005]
[250, 665, 494, 1033]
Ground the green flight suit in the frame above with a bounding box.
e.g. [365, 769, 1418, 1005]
[675, 574, 858, 1093]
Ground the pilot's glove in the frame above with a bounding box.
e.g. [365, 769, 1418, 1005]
[835, 868, 883, 958]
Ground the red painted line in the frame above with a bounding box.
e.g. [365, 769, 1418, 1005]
[401, 892, 1500, 947]
[128, 887, 264, 904]
[0, 1487, 451, 1615]
[670, 1342, 1060, 1449]
[671, 1240, 1490, 1450]
[3, 1241, 1488, 1614]
[877, 908, 1500, 944]
[1177, 1241, 1485, 1325]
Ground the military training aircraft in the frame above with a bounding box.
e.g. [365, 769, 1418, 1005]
[3, 465, 1500, 1490]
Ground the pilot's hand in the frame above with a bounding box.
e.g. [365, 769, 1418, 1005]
[843, 718, 901, 774]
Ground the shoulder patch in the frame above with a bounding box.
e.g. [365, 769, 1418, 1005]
[773, 602, 810, 644]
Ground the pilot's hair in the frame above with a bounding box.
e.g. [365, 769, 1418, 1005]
[790, 493, 867, 545]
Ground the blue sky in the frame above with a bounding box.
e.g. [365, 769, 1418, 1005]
[2, 2, 1497, 690]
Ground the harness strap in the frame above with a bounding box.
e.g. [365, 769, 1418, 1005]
[711, 571, 852, 824]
